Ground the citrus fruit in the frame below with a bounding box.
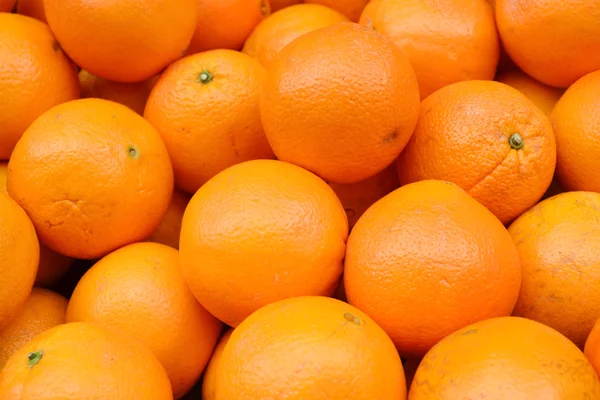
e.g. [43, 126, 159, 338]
[360, 0, 499, 99]
[508, 191, 600, 348]
[409, 317, 600, 398]
[0, 322, 173, 399]
[584, 317, 600, 377]
[260, 22, 419, 184]
[0, 13, 79, 160]
[396, 80, 556, 224]
[270, 0, 300, 11]
[179, 159, 348, 327]
[305, 0, 369, 21]
[66, 242, 222, 398]
[344, 180, 522, 358]
[144, 49, 274, 194]
[496, 0, 600, 88]
[0, 0, 15, 12]
[242, 4, 349, 68]
[187, 0, 270, 54]
[550, 70, 600, 192]
[0, 288, 67, 370]
[202, 329, 233, 400]
[216, 296, 406, 399]
[7, 98, 174, 260]
[147, 189, 191, 249]
[44, 0, 197, 82]
[16, 0, 46, 23]
[496, 69, 563, 115]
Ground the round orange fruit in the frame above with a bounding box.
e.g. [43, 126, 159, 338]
[7, 98, 174, 260]
[147, 189, 191, 249]
[396, 80, 556, 224]
[0, 322, 173, 399]
[216, 296, 406, 399]
[496, 69, 563, 115]
[260, 22, 419, 184]
[144, 49, 274, 194]
[344, 180, 521, 358]
[360, 0, 499, 99]
[202, 329, 233, 400]
[16, 0, 47, 23]
[180, 159, 348, 327]
[305, 0, 369, 21]
[585, 317, 600, 377]
[0, 0, 15, 12]
[410, 317, 600, 398]
[44, 0, 197, 82]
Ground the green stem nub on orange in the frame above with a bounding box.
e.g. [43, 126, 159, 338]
[509, 133, 524, 150]
[127, 144, 138, 158]
[28, 350, 43, 369]
[198, 70, 213, 84]
[344, 312, 361, 326]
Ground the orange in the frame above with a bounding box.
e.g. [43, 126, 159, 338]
[202, 329, 233, 400]
[270, 0, 300, 11]
[7, 98, 174, 260]
[144, 50, 274, 194]
[305, 0, 369, 21]
[79, 69, 157, 115]
[66, 242, 222, 398]
[344, 180, 522, 358]
[328, 164, 399, 231]
[409, 317, 600, 398]
[397, 80, 556, 224]
[44, 0, 197, 83]
[147, 189, 191, 249]
[508, 191, 600, 348]
[496, 0, 600, 88]
[243, 4, 349, 68]
[260, 22, 419, 184]
[0, 13, 79, 160]
[0, 0, 15, 12]
[360, 0, 499, 99]
[0, 192, 39, 330]
[550, 70, 600, 192]
[496, 69, 564, 115]
[0, 322, 173, 399]
[585, 317, 600, 377]
[216, 296, 406, 399]
[0, 288, 67, 370]
[180, 159, 348, 327]
[16, 0, 46, 23]
[187, 0, 270, 54]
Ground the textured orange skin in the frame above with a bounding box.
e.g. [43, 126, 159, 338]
[585, 318, 600, 377]
[187, 0, 270, 54]
[243, 4, 349, 68]
[270, 0, 300, 11]
[216, 296, 406, 399]
[497, 69, 563, 115]
[550, 70, 600, 193]
[409, 317, 600, 399]
[147, 189, 191, 249]
[66, 242, 222, 398]
[0, 0, 15, 11]
[508, 192, 600, 349]
[0, 192, 38, 331]
[397, 80, 556, 225]
[328, 163, 399, 231]
[44, 0, 197, 83]
[145, 50, 274, 195]
[0, 322, 173, 399]
[202, 329, 233, 400]
[7, 98, 174, 260]
[0, 288, 67, 370]
[360, 0, 499, 100]
[305, 0, 369, 21]
[344, 180, 522, 358]
[180, 160, 348, 327]
[79, 69, 157, 115]
[496, 0, 600, 88]
[0, 13, 79, 160]
[17, 0, 47, 23]
[261, 22, 420, 184]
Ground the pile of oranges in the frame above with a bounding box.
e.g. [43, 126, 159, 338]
[2, 0, 600, 398]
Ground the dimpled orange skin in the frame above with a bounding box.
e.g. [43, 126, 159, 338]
[0, 288, 67, 370]
[344, 180, 522, 358]
[66, 242, 222, 398]
[261, 22, 420, 184]
[409, 317, 600, 399]
[179, 159, 348, 327]
[17, 0, 47, 23]
[144, 50, 274, 195]
[496, 0, 600, 88]
[187, 0, 270, 54]
[508, 192, 600, 349]
[0, 322, 173, 399]
[243, 4, 349, 68]
[550, 70, 600, 193]
[216, 296, 406, 399]
[584, 318, 600, 377]
[7, 98, 174, 260]
[270, 0, 300, 11]
[43, 0, 197, 83]
[0, 192, 39, 331]
[397, 80, 556, 225]
[360, 0, 499, 100]
[0, 13, 79, 161]
[305, 0, 369, 21]
[202, 329, 233, 400]
[147, 189, 191, 249]
[496, 70, 563, 116]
